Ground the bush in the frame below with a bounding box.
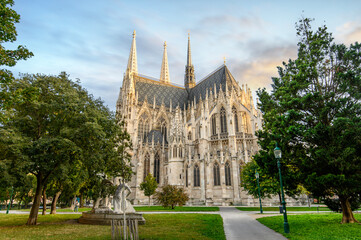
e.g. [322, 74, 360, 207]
[324, 195, 361, 213]
[155, 185, 189, 209]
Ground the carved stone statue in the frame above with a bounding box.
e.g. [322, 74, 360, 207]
[113, 180, 135, 213]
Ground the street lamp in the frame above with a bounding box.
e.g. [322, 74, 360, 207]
[274, 144, 290, 233]
[6, 186, 14, 214]
[255, 170, 263, 214]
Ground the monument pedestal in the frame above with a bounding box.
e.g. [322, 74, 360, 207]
[78, 207, 145, 225]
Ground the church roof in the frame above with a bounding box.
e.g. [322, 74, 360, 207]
[134, 65, 240, 110]
[135, 75, 188, 109]
[189, 65, 239, 102]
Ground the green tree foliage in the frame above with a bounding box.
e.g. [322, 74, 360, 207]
[140, 173, 158, 207]
[155, 185, 189, 209]
[241, 160, 281, 202]
[255, 17, 361, 223]
[1, 72, 132, 224]
[0, 0, 33, 122]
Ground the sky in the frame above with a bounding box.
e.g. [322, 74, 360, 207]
[7, 0, 361, 111]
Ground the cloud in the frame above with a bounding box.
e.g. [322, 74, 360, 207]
[335, 21, 361, 45]
[229, 41, 297, 91]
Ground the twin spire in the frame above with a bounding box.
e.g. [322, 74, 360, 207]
[126, 31, 195, 87]
[160, 41, 170, 83]
[127, 30, 138, 74]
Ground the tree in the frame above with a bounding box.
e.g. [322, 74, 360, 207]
[1, 72, 129, 225]
[0, 0, 33, 122]
[140, 173, 158, 207]
[241, 160, 281, 203]
[155, 185, 189, 209]
[256, 17, 361, 223]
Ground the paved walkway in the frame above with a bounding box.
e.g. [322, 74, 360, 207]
[219, 207, 287, 240]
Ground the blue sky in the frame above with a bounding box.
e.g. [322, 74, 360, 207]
[8, 0, 361, 110]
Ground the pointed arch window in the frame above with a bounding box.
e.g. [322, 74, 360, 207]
[232, 106, 239, 133]
[138, 114, 149, 141]
[220, 107, 227, 133]
[194, 164, 200, 187]
[159, 117, 167, 142]
[188, 131, 192, 141]
[225, 162, 231, 186]
[143, 152, 150, 180]
[242, 113, 248, 133]
[173, 146, 177, 158]
[211, 114, 217, 135]
[213, 163, 221, 186]
[154, 152, 160, 183]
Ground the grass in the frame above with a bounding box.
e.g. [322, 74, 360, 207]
[0, 213, 225, 240]
[257, 213, 361, 240]
[16, 207, 93, 213]
[236, 206, 331, 212]
[14, 206, 219, 212]
[133, 206, 219, 212]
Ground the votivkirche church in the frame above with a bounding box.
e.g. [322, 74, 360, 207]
[116, 31, 263, 206]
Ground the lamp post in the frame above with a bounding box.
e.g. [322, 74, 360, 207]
[255, 170, 263, 214]
[6, 186, 14, 214]
[274, 144, 290, 233]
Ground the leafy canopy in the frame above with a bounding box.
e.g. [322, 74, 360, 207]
[140, 173, 158, 198]
[255, 17, 361, 223]
[0, 0, 33, 122]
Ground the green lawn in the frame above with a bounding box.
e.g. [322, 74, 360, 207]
[236, 206, 331, 212]
[15, 206, 218, 212]
[134, 206, 219, 212]
[0, 213, 225, 240]
[16, 207, 92, 213]
[257, 213, 361, 240]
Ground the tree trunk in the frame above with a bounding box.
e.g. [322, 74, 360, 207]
[27, 178, 44, 225]
[50, 191, 61, 214]
[148, 196, 151, 207]
[340, 196, 358, 224]
[42, 185, 47, 215]
[80, 193, 84, 208]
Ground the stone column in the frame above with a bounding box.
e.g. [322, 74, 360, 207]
[200, 161, 206, 203]
[231, 157, 240, 203]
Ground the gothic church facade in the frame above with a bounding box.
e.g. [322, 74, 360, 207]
[116, 31, 262, 206]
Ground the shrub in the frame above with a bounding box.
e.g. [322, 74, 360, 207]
[324, 195, 361, 213]
[155, 185, 189, 209]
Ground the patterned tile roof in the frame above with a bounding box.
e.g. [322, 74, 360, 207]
[134, 65, 239, 110]
[189, 65, 239, 101]
[135, 76, 188, 109]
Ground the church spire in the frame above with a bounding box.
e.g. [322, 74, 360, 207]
[160, 41, 170, 83]
[127, 30, 138, 74]
[185, 33, 195, 88]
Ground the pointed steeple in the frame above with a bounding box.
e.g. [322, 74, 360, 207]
[160, 41, 170, 83]
[127, 30, 138, 74]
[184, 33, 195, 88]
